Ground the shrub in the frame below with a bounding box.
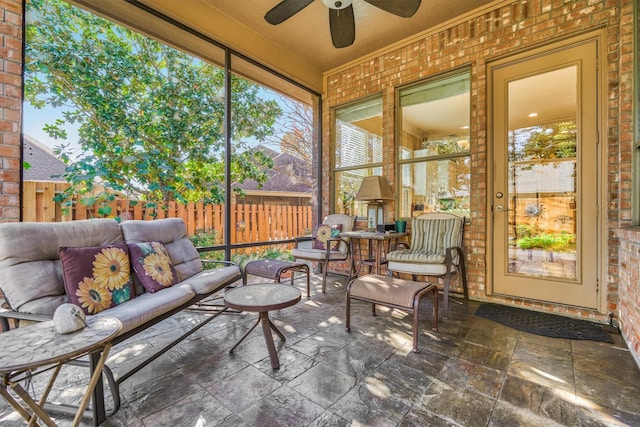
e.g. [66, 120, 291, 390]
[516, 232, 576, 252]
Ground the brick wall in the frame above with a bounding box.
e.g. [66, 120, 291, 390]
[0, 0, 21, 223]
[616, 228, 640, 366]
[323, 0, 634, 342]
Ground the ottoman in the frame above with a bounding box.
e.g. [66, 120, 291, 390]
[345, 274, 438, 352]
[244, 259, 311, 299]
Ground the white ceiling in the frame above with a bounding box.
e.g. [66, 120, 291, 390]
[137, 0, 497, 73]
[75, 0, 574, 139]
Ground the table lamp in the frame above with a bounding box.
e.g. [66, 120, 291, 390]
[354, 176, 394, 230]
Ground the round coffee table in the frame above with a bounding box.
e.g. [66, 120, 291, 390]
[224, 283, 301, 369]
[0, 316, 121, 426]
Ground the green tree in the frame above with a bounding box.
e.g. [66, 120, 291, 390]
[25, 0, 280, 215]
[509, 121, 577, 163]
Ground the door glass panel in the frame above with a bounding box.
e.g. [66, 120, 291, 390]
[506, 67, 577, 280]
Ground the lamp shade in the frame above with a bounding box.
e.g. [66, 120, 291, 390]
[354, 176, 394, 201]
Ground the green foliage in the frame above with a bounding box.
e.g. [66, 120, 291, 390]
[25, 0, 279, 213]
[517, 232, 576, 252]
[231, 249, 294, 268]
[510, 121, 577, 162]
[422, 135, 469, 156]
[190, 230, 293, 268]
[195, 243, 293, 269]
[515, 224, 535, 238]
[189, 229, 220, 247]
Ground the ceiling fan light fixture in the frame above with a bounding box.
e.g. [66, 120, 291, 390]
[322, 0, 352, 10]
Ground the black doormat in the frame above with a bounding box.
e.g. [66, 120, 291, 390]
[474, 303, 614, 343]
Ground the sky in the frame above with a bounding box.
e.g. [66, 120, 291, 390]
[23, 91, 294, 158]
[23, 101, 80, 152]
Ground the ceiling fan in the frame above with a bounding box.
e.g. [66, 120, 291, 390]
[264, 0, 422, 49]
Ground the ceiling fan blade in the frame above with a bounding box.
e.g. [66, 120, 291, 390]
[364, 0, 421, 18]
[265, 0, 314, 25]
[329, 5, 355, 48]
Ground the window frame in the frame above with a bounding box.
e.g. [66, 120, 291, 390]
[331, 93, 384, 217]
[395, 69, 472, 220]
[25, 0, 322, 260]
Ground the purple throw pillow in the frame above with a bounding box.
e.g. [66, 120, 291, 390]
[59, 244, 135, 315]
[312, 224, 343, 251]
[127, 241, 178, 293]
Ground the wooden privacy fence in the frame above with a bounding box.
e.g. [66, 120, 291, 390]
[22, 181, 313, 245]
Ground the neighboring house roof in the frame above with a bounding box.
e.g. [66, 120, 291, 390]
[23, 135, 67, 182]
[237, 145, 311, 194]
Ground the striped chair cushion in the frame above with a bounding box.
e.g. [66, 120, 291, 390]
[385, 249, 446, 264]
[386, 217, 462, 265]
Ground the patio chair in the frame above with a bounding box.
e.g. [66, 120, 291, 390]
[386, 212, 468, 317]
[291, 214, 355, 294]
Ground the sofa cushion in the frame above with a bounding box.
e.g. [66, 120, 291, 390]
[0, 219, 123, 313]
[120, 218, 203, 282]
[94, 284, 195, 335]
[180, 266, 242, 295]
[15, 295, 68, 317]
[59, 244, 135, 315]
[127, 241, 178, 293]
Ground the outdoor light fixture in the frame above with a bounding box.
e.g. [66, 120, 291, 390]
[354, 176, 394, 230]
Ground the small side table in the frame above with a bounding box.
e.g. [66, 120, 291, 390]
[224, 284, 301, 369]
[0, 316, 121, 427]
[342, 231, 408, 276]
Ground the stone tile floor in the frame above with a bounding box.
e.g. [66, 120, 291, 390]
[1, 274, 639, 426]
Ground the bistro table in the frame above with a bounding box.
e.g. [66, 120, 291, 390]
[224, 283, 301, 369]
[0, 316, 121, 427]
[341, 230, 408, 276]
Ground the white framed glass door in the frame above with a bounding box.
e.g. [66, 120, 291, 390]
[490, 38, 600, 308]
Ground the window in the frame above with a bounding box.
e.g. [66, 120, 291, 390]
[333, 96, 383, 217]
[23, 0, 320, 261]
[397, 71, 471, 219]
[230, 54, 317, 244]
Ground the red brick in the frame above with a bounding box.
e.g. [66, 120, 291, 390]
[0, 0, 22, 223]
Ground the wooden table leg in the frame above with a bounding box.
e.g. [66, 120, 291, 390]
[72, 343, 112, 427]
[10, 382, 57, 427]
[260, 312, 280, 369]
[0, 386, 40, 425]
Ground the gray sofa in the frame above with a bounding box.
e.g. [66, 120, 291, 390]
[0, 217, 243, 425]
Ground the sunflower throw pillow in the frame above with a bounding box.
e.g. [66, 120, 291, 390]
[127, 241, 178, 293]
[312, 224, 343, 251]
[59, 244, 135, 315]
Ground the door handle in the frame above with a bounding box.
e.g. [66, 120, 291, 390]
[495, 205, 510, 212]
